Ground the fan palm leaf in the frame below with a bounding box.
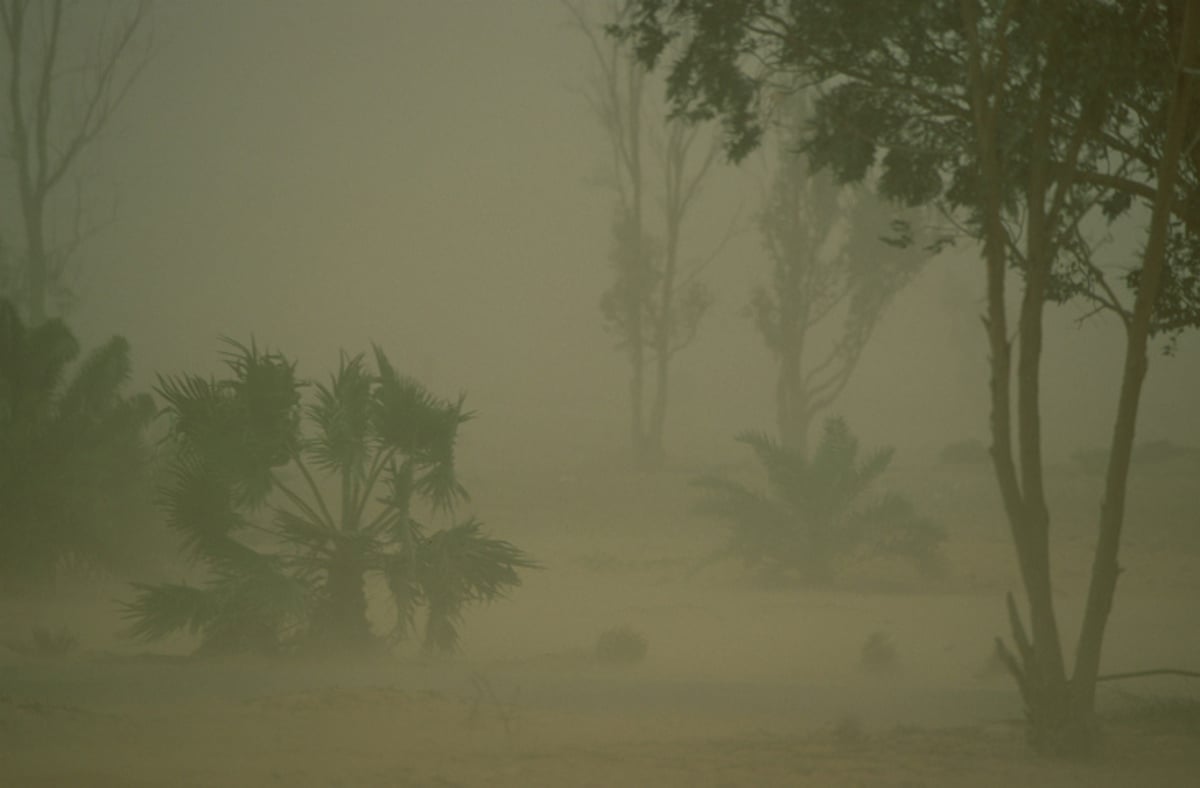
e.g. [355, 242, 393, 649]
[304, 352, 373, 476]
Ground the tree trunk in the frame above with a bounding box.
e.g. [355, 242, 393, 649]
[961, 2, 1080, 754]
[645, 343, 668, 468]
[320, 546, 371, 647]
[1070, 0, 1199, 725]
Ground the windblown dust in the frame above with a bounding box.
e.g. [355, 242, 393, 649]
[2, 453, 1198, 786]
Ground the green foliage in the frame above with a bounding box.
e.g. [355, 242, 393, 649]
[124, 340, 536, 656]
[0, 299, 155, 593]
[694, 418, 945, 584]
[616, 1, 1200, 334]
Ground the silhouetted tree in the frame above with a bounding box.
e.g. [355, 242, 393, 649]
[753, 92, 929, 456]
[124, 340, 536, 656]
[0, 298, 154, 594]
[0, 0, 152, 324]
[567, 0, 723, 469]
[618, 0, 1200, 754]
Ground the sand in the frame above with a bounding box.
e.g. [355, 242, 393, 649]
[2, 456, 1198, 786]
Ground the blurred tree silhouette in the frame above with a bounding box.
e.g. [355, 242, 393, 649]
[753, 91, 932, 456]
[618, 0, 1200, 755]
[567, 0, 725, 469]
[124, 340, 535, 656]
[0, 298, 155, 594]
[1, 0, 153, 323]
[694, 417, 945, 585]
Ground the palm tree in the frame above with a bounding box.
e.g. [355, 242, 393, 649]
[694, 417, 945, 584]
[124, 340, 535, 655]
[0, 299, 155, 594]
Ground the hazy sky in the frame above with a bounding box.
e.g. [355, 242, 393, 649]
[49, 0, 1200, 465]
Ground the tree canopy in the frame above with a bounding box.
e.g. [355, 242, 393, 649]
[616, 0, 1200, 756]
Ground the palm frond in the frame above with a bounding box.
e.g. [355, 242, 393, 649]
[735, 429, 808, 507]
[273, 507, 336, 554]
[372, 370, 469, 459]
[158, 454, 248, 558]
[416, 458, 470, 513]
[220, 336, 302, 466]
[693, 475, 794, 567]
[417, 519, 537, 653]
[122, 582, 220, 642]
[852, 491, 947, 575]
[303, 352, 372, 476]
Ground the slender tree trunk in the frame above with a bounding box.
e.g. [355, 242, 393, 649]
[646, 172, 683, 468]
[961, 0, 1080, 753]
[1070, 0, 1200, 720]
[22, 207, 47, 326]
[777, 320, 809, 457]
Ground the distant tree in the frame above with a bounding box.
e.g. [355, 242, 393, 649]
[0, 298, 155, 594]
[0, 0, 152, 324]
[752, 92, 930, 456]
[567, 0, 724, 469]
[124, 340, 536, 656]
[618, 0, 1200, 755]
[694, 417, 945, 584]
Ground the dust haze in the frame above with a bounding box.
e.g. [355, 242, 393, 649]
[3, 1, 1199, 785]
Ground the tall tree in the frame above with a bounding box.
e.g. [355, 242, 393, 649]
[0, 0, 151, 324]
[753, 92, 929, 455]
[618, 0, 1200, 755]
[567, 0, 722, 469]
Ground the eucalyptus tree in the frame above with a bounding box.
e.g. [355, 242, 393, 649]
[567, 0, 723, 469]
[617, 0, 1200, 754]
[0, 0, 152, 323]
[125, 341, 535, 655]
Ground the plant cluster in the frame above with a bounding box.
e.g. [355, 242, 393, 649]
[0, 299, 155, 593]
[124, 340, 535, 655]
[694, 417, 945, 585]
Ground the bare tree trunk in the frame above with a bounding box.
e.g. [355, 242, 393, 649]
[1, 0, 151, 324]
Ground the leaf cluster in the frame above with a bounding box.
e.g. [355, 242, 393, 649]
[694, 417, 945, 582]
[617, 1, 1200, 332]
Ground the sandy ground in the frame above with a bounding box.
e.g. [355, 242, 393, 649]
[2, 455, 1198, 786]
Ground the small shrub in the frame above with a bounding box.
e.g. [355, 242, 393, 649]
[595, 625, 648, 665]
[693, 418, 946, 584]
